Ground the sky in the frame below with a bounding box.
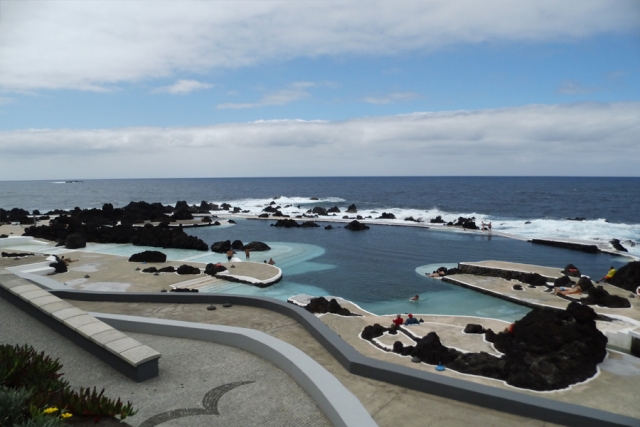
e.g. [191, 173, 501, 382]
[0, 0, 639, 180]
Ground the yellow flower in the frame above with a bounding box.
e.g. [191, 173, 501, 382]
[60, 413, 73, 419]
[43, 407, 59, 414]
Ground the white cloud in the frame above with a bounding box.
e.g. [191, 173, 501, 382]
[0, 97, 14, 106]
[0, 102, 638, 179]
[152, 79, 214, 94]
[217, 82, 315, 109]
[1, 1, 638, 91]
[363, 92, 420, 105]
[556, 81, 598, 95]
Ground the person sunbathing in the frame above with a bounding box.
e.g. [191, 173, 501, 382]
[554, 285, 583, 296]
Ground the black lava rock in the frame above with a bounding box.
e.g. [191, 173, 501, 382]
[129, 251, 167, 263]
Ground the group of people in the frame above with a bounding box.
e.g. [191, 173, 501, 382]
[391, 313, 424, 327]
[481, 221, 492, 232]
[553, 266, 617, 296]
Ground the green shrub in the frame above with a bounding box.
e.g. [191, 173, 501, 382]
[0, 386, 31, 426]
[0, 344, 136, 421]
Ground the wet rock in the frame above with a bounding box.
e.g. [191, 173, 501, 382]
[580, 285, 631, 308]
[312, 207, 328, 216]
[430, 215, 446, 224]
[610, 239, 628, 252]
[346, 204, 358, 213]
[300, 221, 320, 228]
[243, 241, 271, 251]
[377, 212, 396, 220]
[273, 219, 300, 228]
[327, 206, 341, 213]
[231, 240, 244, 250]
[345, 220, 369, 231]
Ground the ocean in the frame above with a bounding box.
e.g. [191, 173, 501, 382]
[1, 177, 638, 321]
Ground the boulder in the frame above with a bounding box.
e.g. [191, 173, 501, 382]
[361, 323, 390, 340]
[231, 240, 244, 250]
[327, 206, 341, 213]
[346, 204, 358, 213]
[324, 225, 333, 230]
[377, 212, 396, 220]
[553, 275, 572, 288]
[430, 216, 446, 224]
[205, 263, 227, 275]
[345, 220, 369, 231]
[129, 251, 167, 263]
[177, 264, 201, 275]
[305, 297, 360, 316]
[609, 261, 640, 292]
[580, 285, 631, 308]
[463, 324, 485, 334]
[312, 207, 328, 216]
[171, 208, 193, 220]
[243, 241, 271, 251]
[610, 239, 628, 252]
[562, 264, 581, 277]
[64, 233, 86, 249]
[273, 219, 300, 228]
[211, 240, 232, 253]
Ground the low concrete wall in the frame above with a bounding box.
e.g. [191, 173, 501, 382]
[48, 289, 640, 427]
[94, 313, 376, 427]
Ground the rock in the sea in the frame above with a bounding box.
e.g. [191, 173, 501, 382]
[345, 220, 369, 231]
[312, 207, 328, 216]
[243, 241, 271, 251]
[609, 261, 640, 292]
[377, 212, 396, 220]
[324, 225, 333, 230]
[177, 264, 200, 275]
[610, 238, 628, 252]
[454, 216, 478, 229]
[300, 221, 320, 228]
[327, 206, 341, 213]
[129, 250, 167, 263]
[273, 219, 300, 228]
[430, 215, 446, 224]
[231, 240, 244, 250]
[346, 204, 358, 213]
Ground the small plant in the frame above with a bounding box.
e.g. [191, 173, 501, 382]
[1, 344, 136, 423]
[60, 387, 136, 420]
[0, 386, 31, 426]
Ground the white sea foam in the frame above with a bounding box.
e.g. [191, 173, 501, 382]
[207, 195, 640, 258]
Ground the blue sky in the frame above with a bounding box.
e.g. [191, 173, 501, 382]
[0, 1, 639, 179]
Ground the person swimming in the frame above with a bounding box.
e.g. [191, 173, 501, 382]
[410, 294, 419, 301]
